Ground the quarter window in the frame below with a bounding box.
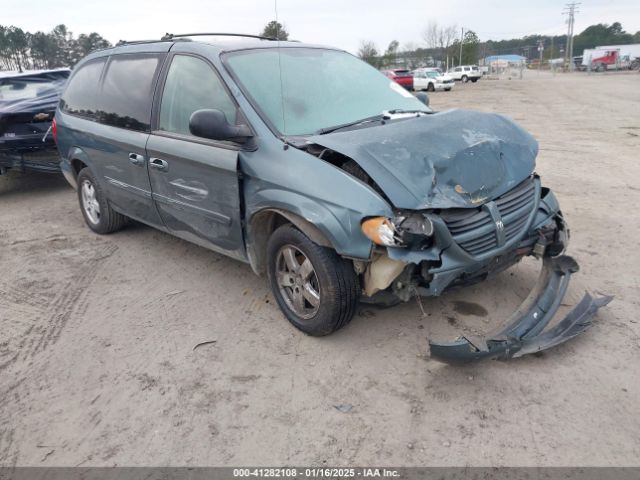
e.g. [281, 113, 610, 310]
[99, 54, 163, 131]
[159, 55, 236, 137]
[60, 58, 106, 118]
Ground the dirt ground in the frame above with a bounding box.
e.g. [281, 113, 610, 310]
[1, 70, 639, 467]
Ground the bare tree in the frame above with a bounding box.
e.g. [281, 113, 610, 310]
[358, 40, 378, 63]
[422, 21, 439, 49]
[439, 24, 458, 51]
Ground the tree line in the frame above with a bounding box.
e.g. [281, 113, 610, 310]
[0, 24, 111, 71]
[2, 19, 637, 72]
[0, 20, 289, 72]
[358, 21, 640, 69]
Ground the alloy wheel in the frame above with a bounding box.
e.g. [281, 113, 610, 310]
[81, 179, 101, 225]
[275, 245, 321, 319]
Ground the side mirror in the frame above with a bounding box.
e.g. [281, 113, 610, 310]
[415, 92, 430, 107]
[189, 109, 253, 143]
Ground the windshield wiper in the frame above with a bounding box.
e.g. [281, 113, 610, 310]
[316, 114, 384, 135]
[384, 109, 431, 115]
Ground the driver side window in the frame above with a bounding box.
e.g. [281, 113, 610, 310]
[159, 55, 236, 136]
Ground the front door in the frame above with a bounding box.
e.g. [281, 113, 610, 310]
[146, 54, 245, 260]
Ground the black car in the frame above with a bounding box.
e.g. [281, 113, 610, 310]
[0, 68, 70, 174]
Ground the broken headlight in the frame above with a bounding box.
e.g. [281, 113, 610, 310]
[361, 214, 433, 247]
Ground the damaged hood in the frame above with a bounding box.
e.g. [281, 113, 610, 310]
[308, 109, 538, 209]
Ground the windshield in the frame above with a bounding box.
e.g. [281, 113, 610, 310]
[225, 48, 429, 136]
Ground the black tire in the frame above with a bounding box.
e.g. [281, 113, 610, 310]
[471, 78, 478, 83]
[461, 74, 469, 83]
[266, 224, 359, 336]
[77, 167, 127, 234]
[427, 83, 435, 92]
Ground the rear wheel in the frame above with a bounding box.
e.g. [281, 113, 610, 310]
[427, 83, 435, 92]
[471, 78, 478, 83]
[267, 225, 359, 336]
[77, 168, 127, 234]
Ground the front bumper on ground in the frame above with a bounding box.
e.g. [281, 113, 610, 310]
[428, 255, 613, 364]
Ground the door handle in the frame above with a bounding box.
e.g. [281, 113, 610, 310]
[149, 157, 169, 172]
[128, 152, 145, 166]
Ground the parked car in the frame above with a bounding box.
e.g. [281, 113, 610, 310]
[0, 68, 70, 174]
[447, 65, 482, 83]
[381, 69, 414, 90]
[412, 69, 454, 92]
[55, 34, 610, 364]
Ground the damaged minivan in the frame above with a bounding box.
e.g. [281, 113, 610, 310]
[55, 34, 611, 363]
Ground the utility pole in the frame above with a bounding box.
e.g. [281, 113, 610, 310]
[538, 39, 544, 72]
[563, 2, 580, 71]
[459, 27, 464, 66]
[551, 36, 556, 74]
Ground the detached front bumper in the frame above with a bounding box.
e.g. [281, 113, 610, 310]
[429, 255, 613, 364]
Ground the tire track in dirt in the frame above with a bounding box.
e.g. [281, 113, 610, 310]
[22, 245, 118, 360]
[0, 243, 117, 465]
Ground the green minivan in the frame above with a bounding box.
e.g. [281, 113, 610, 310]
[55, 34, 610, 363]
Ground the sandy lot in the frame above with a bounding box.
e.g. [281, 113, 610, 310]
[1, 70, 639, 467]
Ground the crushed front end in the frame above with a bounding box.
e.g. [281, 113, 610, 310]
[359, 174, 612, 364]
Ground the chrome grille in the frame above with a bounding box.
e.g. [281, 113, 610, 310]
[442, 177, 536, 256]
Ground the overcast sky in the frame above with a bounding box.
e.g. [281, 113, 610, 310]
[6, 0, 640, 53]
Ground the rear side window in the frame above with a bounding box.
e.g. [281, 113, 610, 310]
[60, 58, 106, 118]
[159, 55, 236, 136]
[99, 54, 162, 131]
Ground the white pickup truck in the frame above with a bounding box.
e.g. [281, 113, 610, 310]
[447, 65, 482, 83]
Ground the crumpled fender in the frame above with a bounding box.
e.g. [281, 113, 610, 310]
[428, 255, 613, 364]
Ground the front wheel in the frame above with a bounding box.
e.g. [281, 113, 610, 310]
[461, 75, 469, 83]
[267, 225, 360, 336]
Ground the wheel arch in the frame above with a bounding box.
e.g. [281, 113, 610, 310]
[60, 146, 92, 190]
[246, 208, 336, 276]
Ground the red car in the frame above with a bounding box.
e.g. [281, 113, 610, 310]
[382, 69, 413, 90]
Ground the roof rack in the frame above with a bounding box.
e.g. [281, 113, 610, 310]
[161, 32, 277, 41]
[115, 38, 183, 46]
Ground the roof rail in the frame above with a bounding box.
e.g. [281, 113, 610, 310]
[115, 38, 183, 46]
[161, 32, 277, 41]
